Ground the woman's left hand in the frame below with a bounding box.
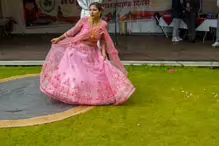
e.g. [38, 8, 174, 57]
[102, 52, 107, 60]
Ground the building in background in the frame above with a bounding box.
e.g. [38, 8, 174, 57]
[0, 0, 217, 34]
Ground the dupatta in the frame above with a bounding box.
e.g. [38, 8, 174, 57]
[52, 17, 128, 76]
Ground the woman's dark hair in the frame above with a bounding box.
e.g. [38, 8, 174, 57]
[89, 2, 103, 17]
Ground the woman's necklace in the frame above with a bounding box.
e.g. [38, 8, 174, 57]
[89, 17, 101, 39]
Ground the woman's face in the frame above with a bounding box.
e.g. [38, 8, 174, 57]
[89, 5, 101, 18]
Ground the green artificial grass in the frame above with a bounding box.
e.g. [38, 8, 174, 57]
[0, 65, 219, 146]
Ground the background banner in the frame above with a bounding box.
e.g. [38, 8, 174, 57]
[23, 0, 171, 27]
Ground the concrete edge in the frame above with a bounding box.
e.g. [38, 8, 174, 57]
[0, 60, 219, 66]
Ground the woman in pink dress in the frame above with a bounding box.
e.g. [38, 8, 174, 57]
[40, 2, 135, 105]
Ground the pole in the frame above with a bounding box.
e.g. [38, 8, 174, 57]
[114, 0, 118, 46]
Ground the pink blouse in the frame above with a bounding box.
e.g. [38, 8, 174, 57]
[64, 17, 105, 42]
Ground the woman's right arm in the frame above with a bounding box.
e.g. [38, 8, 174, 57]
[51, 18, 84, 44]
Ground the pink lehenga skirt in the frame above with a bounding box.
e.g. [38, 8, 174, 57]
[40, 41, 135, 105]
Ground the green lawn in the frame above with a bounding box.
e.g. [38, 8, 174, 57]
[0, 66, 219, 146]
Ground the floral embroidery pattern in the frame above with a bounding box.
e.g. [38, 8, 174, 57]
[40, 43, 135, 105]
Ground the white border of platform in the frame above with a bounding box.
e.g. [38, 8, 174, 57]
[0, 60, 219, 67]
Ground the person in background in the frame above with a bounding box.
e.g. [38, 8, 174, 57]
[183, 0, 200, 43]
[212, 0, 219, 47]
[23, 0, 39, 26]
[171, 0, 184, 42]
